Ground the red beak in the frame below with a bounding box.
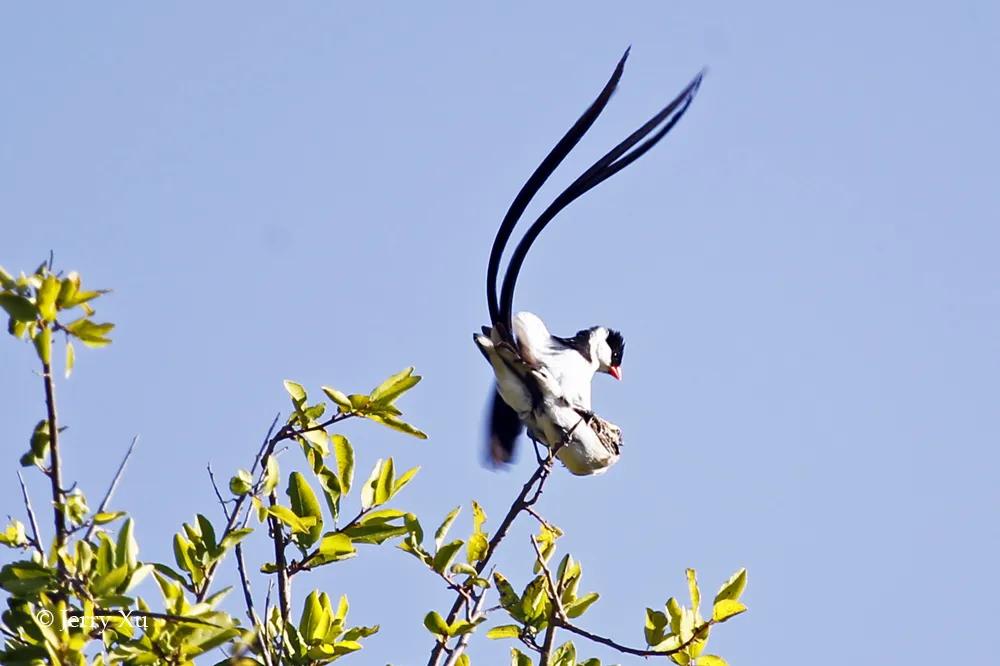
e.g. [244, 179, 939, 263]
[609, 365, 622, 381]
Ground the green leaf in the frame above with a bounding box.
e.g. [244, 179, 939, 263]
[299, 590, 330, 644]
[197, 513, 219, 556]
[393, 465, 420, 497]
[433, 539, 464, 574]
[267, 505, 316, 535]
[64, 317, 114, 347]
[423, 611, 450, 637]
[36, 274, 60, 321]
[698, 657, 729, 666]
[467, 501, 488, 563]
[172, 533, 197, 578]
[92, 564, 130, 596]
[262, 455, 280, 495]
[493, 572, 521, 614]
[116, 518, 138, 570]
[713, 568, 747, 604]
[360, 459, 383, 510]
[511, 647, 533, 666]
[322, 385, 353, 411]
[375, 457, 395, 505]
[564, 592, 599, 619]
[229, 469, 253, 496]
[0, 293, 38, 321]
[645, 608, 669, 647]
[712, 599, 747, 623]
[220, 527, 254, 549]
[369, 367, 422, 404]
[287, 472, 324, 548]
[332, 434, 354, 495]
[318, 533, 356, 560]
[283, 380, 307, 405]
[33, 325, 52, 364]
[487, 624, 521, 640]
[64, 340, 75, 378]
[435, 506, 461, 549]
[686, 568, 700, 616]
[366, 413, 428, 439]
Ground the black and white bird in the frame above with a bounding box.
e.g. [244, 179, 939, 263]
[475, 48, 703, 473]
[478, 312, 624, 465]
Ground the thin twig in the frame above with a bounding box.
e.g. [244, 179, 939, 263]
[530, 536, 565, 621]
[554, 618, 712, 658]
[16, 471, 44, 557]
[442, 590, 488, 666]
[83, 435, 139, 542]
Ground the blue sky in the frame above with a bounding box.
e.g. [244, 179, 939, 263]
[2, 3, 998, 664]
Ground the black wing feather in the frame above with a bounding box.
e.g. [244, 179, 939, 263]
[487, 389, 523, 465]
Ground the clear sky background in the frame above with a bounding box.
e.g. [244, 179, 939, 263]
[2, 3, 998, 665]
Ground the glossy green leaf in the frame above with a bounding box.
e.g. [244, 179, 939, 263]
[712, 599, 747, 623]
[36, 274, 60, 321]
[698, 657, 728, 666]
[332, 434, 354, 494]
[322, 385, 353, 411]
[714, 568, 747, 604]
[433, 539, 464, 574]
[487, 624, 521, 640]
[287, 472, 324, 548]
[435, 506, 461, 549]
[318, 533, 356, 560]
[229, 469, 253, 496]
[0, 293, 37, 322]
[423, 611, 450, 637]
[375, 457, 395, 505]
[267, 505, 316, 534]
[64, 340, 75, 378]
[510, 647, 533, 666]
[687, 568, 700, 615]
[564, 592, 599, 618]
[64, 317, 114, 347]
[369, 367, 422, 405]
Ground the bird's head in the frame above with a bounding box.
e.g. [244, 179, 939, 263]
[594, 328, 625, 380]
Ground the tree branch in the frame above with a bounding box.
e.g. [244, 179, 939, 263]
[195, 413, 351, 603]
[528, 530, 714, 659]
[427, 437, 566, 666]
[83, 435, 138, 542]
[16, 471, 44, 557]
[40, 358, 66, 595]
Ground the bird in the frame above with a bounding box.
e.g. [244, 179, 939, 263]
[475, 48, 704, 471]
[478, 312, 624, 465]
[474, 324, 624, 474]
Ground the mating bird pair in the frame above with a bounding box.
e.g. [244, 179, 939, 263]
[475, 49, 703, 475]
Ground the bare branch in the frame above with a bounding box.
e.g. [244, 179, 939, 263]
[83, 435, 138, 542]
[16, 471, 44, 557]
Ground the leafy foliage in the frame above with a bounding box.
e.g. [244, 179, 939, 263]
[0, 260, 749, 665]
